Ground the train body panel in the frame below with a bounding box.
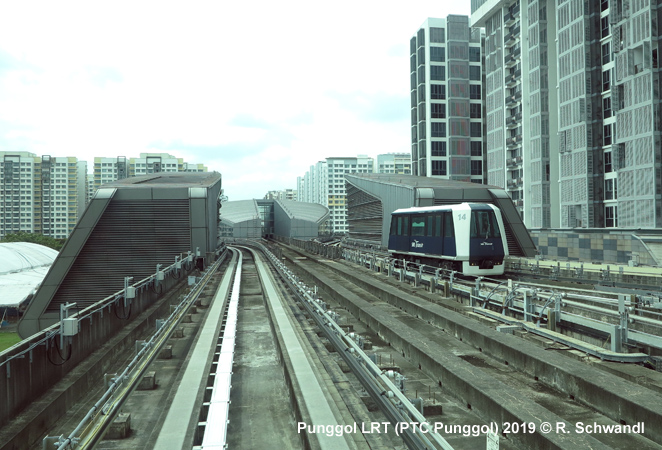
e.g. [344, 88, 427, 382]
[387, 203, 508, 276]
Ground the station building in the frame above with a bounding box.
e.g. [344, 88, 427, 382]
[345, 173, 536, 257]
[18, 172, 223, 337]
[219, 199, 329, 240]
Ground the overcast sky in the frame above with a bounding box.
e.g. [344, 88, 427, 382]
[0, 1, 471, 201]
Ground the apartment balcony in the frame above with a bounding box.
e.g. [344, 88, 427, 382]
[507, 178, 523, 188]
[504, 10, 515, 26]
[506, 113, 522, 128]
[505, 32, 517, 47]
[505, 53, 517, 67]
[506, 156, 523, 168]
[506, 137, 518, 148]
[512, 3, 520, 16]
[506, 115, 517, 127]
[505, 73, 516, 87]
[505, 25, 520, 47]
[506, 92, 521, 107]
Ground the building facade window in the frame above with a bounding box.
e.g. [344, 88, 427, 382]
[602, 42, 611, 64]
[603, 97, 611, 118]
[471, 160, 482, 175]
[470, 141, 482, 156]
[430, 27, 445, 43]
[605, 205, 617, 227]
[432, 141, 447, 156]
[431, 160, 447, 176]
[601, 16, 610, 38]
[470, 65, 481, 80]
[432, 122, 447, 137]
[431, 84, 446, 99]
[604, 151, 612, 172]
[470, 103, 482, 118]
[431, 66, 446, 81]
[431, 103, 446, 118]
[469, 47, 480, 62]
[605, 178, 617, 200]
[603, 124, 612, 145]
[470, 122, 482, 137]
[430, 47, 445, 62]
[470, 85, 481, 99]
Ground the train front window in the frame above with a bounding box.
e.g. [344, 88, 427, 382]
[470, 210, 501, 238]
[411, 217, 426, 236]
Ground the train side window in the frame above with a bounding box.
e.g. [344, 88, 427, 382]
[403, 216, 410, 236]
[412, 216, 425, 236]
[435, 214, 442, 236]
[427, 215, 434, 236]
[396, 216, 403, 235]
[390, 216, 397, 235]
[443, 212, 454, 237]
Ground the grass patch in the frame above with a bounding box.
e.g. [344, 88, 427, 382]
[0, 332, 22, 353]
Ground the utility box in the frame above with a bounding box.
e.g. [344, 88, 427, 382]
[62, 318, 78, 337]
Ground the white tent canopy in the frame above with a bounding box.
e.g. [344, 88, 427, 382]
[0, 242, 58, 308]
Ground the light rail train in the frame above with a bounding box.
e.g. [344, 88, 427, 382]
[387, 203, 508, 276]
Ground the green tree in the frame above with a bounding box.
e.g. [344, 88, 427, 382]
[1, 232, 65, 251]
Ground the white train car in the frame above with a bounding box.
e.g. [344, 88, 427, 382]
[388, 203, 509, 276]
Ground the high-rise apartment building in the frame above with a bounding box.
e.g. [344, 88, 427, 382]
[93, 153, 207, 191]
[264, 189, 297, 201]
[376, 153, 412, 174]
[606, 0, 661, 228]
[0, 152, 86, 239]
[471, 0, 559, 227]
[298, 156, 375, 234]
[298, 161, 328, 207]
[411, 16, 486, 184]
[473, 0, 661, 229]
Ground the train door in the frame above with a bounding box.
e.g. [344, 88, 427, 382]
[388, 214, 410, 253]
[442, 212, 456, 256]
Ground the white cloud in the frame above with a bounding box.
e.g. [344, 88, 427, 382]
[0, 0, 471, 200]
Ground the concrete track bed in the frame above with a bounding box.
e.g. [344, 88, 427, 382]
[286, 253, 662, 449]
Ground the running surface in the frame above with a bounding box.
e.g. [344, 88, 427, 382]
[252, 251, 352, 450]
[224, 255, 300, 449]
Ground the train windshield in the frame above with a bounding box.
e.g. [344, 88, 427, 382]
[470, 209, 501, 239]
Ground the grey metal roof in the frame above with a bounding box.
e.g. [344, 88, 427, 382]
[275, 199, 329, 223]
[219, 200, 261, 225]
[103, 172, 222, 188]
[348, 173, 502, 190]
